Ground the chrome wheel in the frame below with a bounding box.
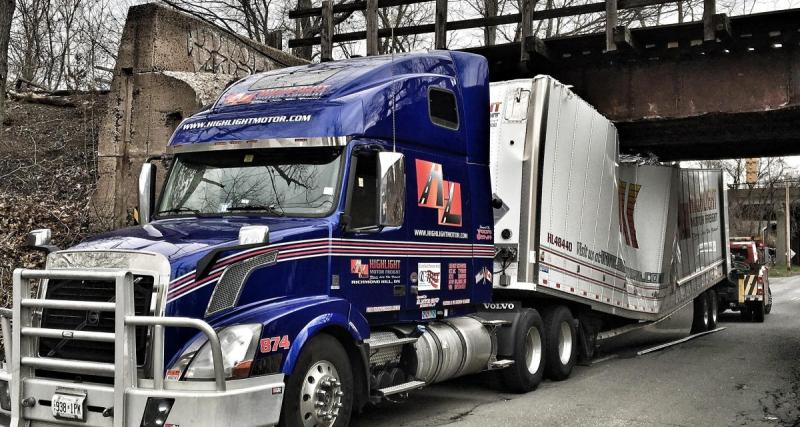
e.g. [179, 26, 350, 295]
[524, 327, 543, 374]
[558, 321, 573, 365]
[299, 360, 343, 427]
[710, 301, 718, 325]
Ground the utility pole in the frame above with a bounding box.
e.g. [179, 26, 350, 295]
[786, 184, 791, 271]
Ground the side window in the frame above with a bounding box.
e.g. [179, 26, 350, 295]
[348, 152, 378, 229]
[429, 87, 459, 130]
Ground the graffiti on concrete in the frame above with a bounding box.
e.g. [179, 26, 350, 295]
[187, 27, 276, 76]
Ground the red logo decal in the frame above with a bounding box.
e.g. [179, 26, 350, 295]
[618, 180, 641, 249]
[350, 259, 369, 278]
[415, 159, 462, 227]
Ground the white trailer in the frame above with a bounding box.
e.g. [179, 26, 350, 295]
[488, 76, 730, 379]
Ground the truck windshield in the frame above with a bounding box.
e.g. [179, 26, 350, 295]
[157, 147, 344, 217]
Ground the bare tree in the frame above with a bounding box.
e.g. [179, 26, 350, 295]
[699, 157, 797, 246]
[376, 4, 432, 54]
[10, 0, 48, 86]
[0, 0, 14, 124]
[463, 0, 509, 46]
[6, 0, 129, 92]
[158, 0, 358, 61]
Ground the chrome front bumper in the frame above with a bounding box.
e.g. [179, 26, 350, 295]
[0, 373, 285, 426]
[0, 268, 285, 427]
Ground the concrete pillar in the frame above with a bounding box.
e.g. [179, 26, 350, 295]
[92, 4, 307, 227]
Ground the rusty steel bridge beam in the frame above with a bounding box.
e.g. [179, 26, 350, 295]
[466, 8, 800, 161]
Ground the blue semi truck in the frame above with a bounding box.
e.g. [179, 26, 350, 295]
[0, 51, 729, 426]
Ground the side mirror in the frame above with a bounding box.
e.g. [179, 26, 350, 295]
[26, 229, 59, 253]
[138, 163, 156, 224]
[377, 152, 405, 227]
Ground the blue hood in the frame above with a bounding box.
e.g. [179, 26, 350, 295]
[71, 216, 332, 286]
[70, 216, 334, 363]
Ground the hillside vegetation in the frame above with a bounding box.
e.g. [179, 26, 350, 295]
[0, 94, 108, 305]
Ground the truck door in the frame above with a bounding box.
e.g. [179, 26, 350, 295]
[335, 147, 408, 323]
[404, 149, 475, 319]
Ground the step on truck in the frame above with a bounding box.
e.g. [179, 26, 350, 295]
[0, 51, 730, 427]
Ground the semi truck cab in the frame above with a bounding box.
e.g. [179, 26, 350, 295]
[0, 52, 527, 427]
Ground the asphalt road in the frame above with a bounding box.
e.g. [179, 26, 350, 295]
[353, 276, 800, 427]
[2, 279, 797, 426]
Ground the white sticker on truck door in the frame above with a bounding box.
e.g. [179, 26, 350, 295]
[418, 263, 441, 291]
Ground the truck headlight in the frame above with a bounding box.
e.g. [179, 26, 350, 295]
[172, 324, 262, 380]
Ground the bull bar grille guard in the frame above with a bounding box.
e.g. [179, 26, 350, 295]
[2, 268, 228, 427]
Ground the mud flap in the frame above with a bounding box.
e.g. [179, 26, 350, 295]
[476, 301, 523, 357]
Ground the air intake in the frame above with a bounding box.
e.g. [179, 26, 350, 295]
[205, 250, 278, 317]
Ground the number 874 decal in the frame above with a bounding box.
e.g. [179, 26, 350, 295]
[260, 335, 291, 353]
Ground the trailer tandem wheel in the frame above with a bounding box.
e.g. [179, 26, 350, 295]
[542, 305, 577, 381]
[280, 334, 354, 427]
[691, 292, 710, 333]
[706, 290, 718, 330]
[499, 308, 546, 393]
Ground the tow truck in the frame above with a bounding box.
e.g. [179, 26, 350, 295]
[715, 239, 772, 322]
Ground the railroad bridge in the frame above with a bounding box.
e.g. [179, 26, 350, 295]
[289, 2, 800, 161]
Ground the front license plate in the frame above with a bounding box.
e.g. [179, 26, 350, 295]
[51, 391, 86, 421]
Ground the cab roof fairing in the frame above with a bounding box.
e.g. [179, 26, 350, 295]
[166, 51, 490, 165]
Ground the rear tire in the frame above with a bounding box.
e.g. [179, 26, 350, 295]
[765, 289, 773, 314]
[752, 301, 766, 323]
[499, 308, 546, 393]
[706, 290, 718, 330]
[542, 305, 577, 381]
[740, 305, 752, 321]
[280, 334, 353, 427]
[691, 292, 710, 333]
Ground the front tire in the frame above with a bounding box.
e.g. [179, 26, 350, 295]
[499, 308, 546, 393]
[280, 334, 354, 427]
[542, 305, 577, 381]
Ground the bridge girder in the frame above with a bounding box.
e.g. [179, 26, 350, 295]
[466, 9, 800, 161]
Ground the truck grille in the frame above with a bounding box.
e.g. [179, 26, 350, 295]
[37, 276, 154, 368]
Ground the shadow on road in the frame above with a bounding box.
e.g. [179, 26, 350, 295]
[718, 311, 758, 323]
